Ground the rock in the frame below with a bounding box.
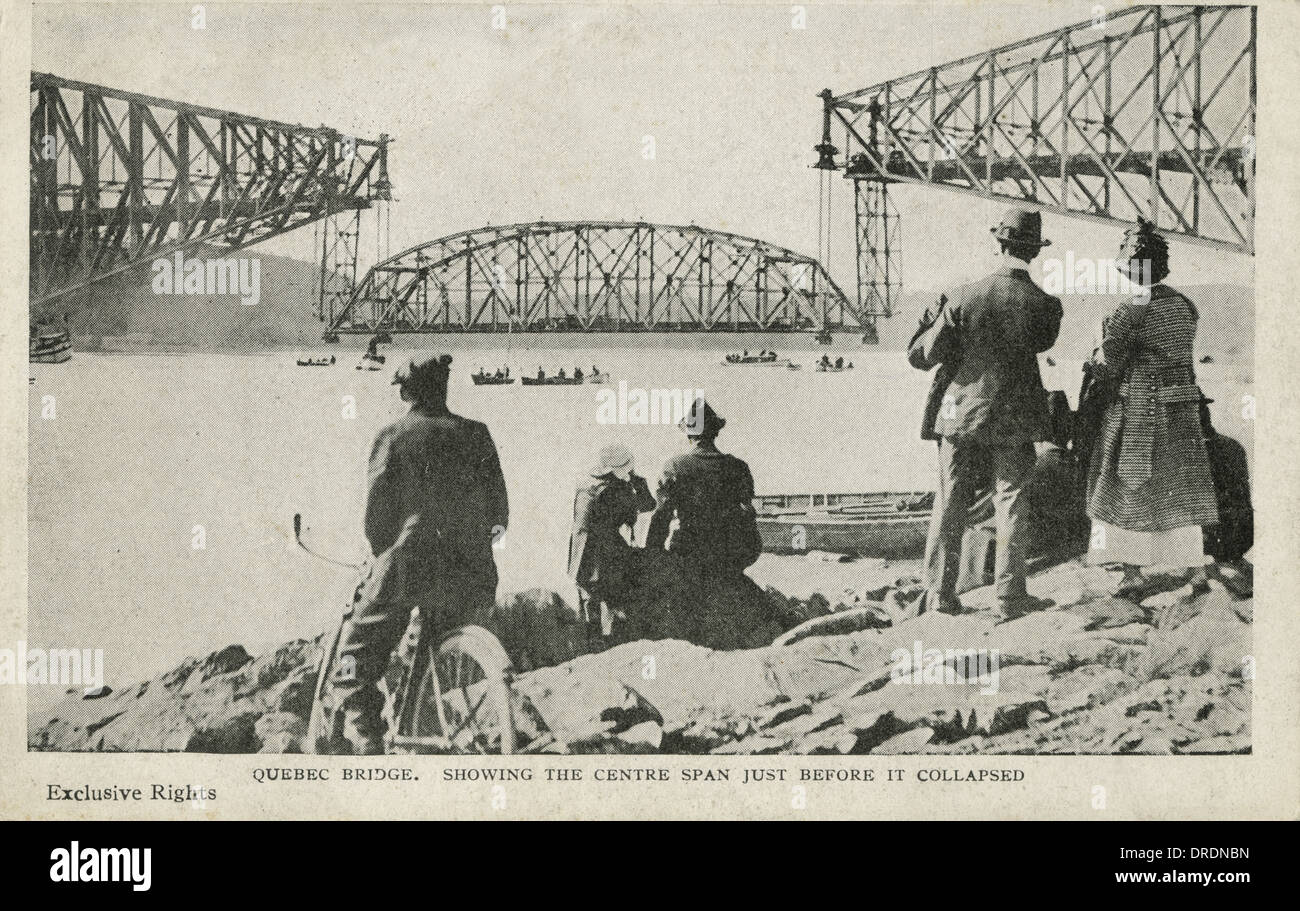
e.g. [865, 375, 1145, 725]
[608, 721, 664, 752]
[185, 712, 260, 753]
[255, 713, 307, 753]
[1208, 561, 1253, 600]
[25, 556, 1253, 756]
[870, 727, 935, 754]
[82, 685, 112, 700]
[196, 645, 255, 684]
[1140, 610, 1250, 680]
[756, 699, 812, 729]
[1066, 598, 1147, 631]
[772, 603, 892, 646]
[1045, 666, 1135, 713]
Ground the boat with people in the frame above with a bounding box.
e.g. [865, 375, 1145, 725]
[471, 367, 516, 385]
[30, 325, 72, 364]
[723, 350, 792, 367]
[520, 366, 608, 386]
[297, 355, 336, 367]
[753, 490, 935, 558]
[815, 355, 854, 373]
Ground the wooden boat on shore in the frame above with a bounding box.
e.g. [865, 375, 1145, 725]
[297, 355, 335, 367]
[30, 328, 72, 364]
[753, 491, 935, 558]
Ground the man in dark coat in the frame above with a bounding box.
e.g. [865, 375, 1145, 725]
[646, 399, 759, 573]
[568, 443, 655, 647]
[909, 209, 1063, 616]
[645, 398, 773, 648]
[327, 354, 509, 754]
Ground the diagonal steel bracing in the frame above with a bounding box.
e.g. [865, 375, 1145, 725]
[819, 3, 1255, 322]
[324, 222, 855, 335]
[30, 72, 392, 307]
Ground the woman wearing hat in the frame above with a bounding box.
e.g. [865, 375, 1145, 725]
[567, 443, 655, 648]
[1084, 220, 1219, 569]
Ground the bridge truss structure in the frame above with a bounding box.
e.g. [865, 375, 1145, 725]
[30, 72, 391, 308]
[816, 3, 1255, 321]
[323, 221, 857, 336]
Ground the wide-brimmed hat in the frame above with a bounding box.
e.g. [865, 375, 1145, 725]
[590, 443, 634, 478]
[991, 208, 1050, 248]
[679, 397, 725, 437]
[393, 354, 453, 397]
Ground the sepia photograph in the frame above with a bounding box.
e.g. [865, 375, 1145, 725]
[19, 1, 1259, 764]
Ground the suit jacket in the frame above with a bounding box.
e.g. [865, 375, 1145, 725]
[362, 405, 509, 601]
[908, 266, 1062, 443]
[646, 443, 757, 570]
[567, 474, 655, 594]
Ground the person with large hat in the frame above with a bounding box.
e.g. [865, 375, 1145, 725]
[567, 443, 656, 648]
[908, 207, 1064, 617]
[1083, 219, 1219, 569]
[324, 353, 510, 753]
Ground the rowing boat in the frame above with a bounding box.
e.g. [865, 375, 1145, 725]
[753, 491, 935, 558]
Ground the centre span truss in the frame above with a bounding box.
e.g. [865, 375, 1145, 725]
[324, 222, 856, 335]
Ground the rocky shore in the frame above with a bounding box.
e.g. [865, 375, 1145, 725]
[29, 555, 1252, 755]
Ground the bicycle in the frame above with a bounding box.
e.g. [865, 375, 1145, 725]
[294, 514, 516, 754]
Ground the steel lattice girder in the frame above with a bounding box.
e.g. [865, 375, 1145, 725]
[30, 72, 392, 305]
[829, 4, 1255, 253]
[326, 222, 857, 334]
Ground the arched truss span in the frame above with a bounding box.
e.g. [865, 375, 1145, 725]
[324, 221, 859, 335]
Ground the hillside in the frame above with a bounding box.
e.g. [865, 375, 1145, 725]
[39, 245, 326, 352]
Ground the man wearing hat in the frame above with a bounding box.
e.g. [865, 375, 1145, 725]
[645, 398, 772, 647]
[567, 443, 656, 648]
[326, 353, 510, 753]
[909, 208, 1064, 617]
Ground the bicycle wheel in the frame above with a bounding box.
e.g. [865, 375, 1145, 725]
[396, 624, 515, 754]
[304, 618, 346, 755]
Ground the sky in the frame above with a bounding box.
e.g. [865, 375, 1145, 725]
[32, 1, 1255, 296]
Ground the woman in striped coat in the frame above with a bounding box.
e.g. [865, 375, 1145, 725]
[1084, 221, 1219, 568]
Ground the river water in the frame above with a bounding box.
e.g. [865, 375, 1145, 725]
[27, 342, 1253, 689]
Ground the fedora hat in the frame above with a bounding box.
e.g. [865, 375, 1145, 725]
[590, 443, 634, 478]
[679, 397, 725, 437]
[991, 208, 1050, 248]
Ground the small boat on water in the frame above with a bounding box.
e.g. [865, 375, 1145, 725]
[723, 353, 792, 368]
[520, 372, 609, 386]
[815, 360, 854, 373]
[30, 327, 72, 364]
[471, 371, 516, 385]
[520, 367, 608, 386]
[297, 355, 336, 367]
[754, 491, 935, 558]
